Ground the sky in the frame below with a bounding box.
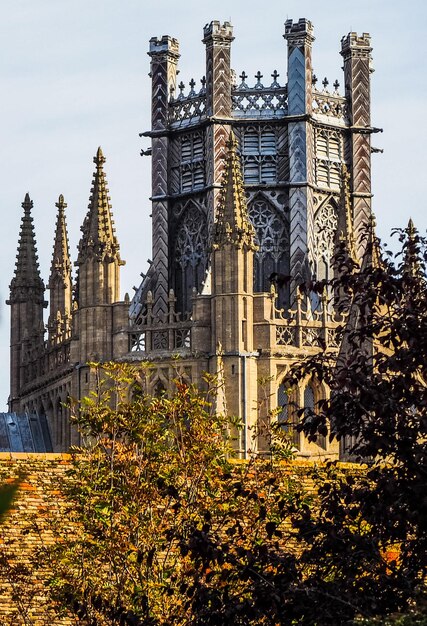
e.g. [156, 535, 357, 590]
[0, 0, 426, 411]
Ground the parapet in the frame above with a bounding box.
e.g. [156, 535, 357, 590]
[203, 20, 234, 42]
[341, 32, 371, 55]
[284, 18, 314, 40]
[148, 35, 179, 57]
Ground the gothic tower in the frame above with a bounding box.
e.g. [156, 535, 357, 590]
[133, 19, 376, 322]
[7, 194, 46, 413]
[130, 18, 377, 458]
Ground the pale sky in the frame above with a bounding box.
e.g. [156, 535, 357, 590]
[0, 0, 426, 410]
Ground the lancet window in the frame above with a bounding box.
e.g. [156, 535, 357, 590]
[304, 383, 327, 450]
[248, 198, 289, 308]
[174, 203, 208, 313]
[314, 129, 343, 190]
[313, 201, 338, 284]
[240, 125, 277, 184]
[277, 382, 299, 448]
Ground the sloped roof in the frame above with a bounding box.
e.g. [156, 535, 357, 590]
[0, 413, 53, 453]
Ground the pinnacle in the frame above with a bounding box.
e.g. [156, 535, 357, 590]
[407, 217, 416, 237]
[214, 131, 256, 249]
[50, 194, 71, 283]
[76, 148, 122, 266]
[10, 193, 45, 297]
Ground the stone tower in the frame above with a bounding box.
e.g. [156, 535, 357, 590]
[8, 18, 378, 458]
[130, 18, 377, 458]
[134, 19, 375, 320]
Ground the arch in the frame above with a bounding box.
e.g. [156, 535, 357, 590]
[174, 201, 208, 313]
[277, 381, 299, 448]
[248, 196, 289, 308]
[313, 199, 338, 284]
[303, 381, 327, 450]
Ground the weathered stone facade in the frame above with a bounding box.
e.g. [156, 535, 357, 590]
[8, 19, 378, 459]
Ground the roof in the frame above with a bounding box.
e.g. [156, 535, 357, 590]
[0, 412, 53, 453]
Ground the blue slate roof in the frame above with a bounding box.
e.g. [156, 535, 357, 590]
[0, 413, 53, 453]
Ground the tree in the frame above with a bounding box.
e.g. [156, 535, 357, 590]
[282, 224, 427, 622]
[45, 225, 427, 625]
[46, 363, 307, 626]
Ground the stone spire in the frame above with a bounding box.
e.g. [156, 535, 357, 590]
[75, 148, 124, 307]
[76, 147, 122, 265]
[9, 193, 45, 301]
[49, 194, 71, 287]
[213, 132, 256, 250]
[403, 218, 420, 278]
[48, 195, 72, 342]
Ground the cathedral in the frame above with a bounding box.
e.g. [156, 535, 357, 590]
[6, 18, 377, 458]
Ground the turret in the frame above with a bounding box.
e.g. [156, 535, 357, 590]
[7, 193, 46, 411]
[48, 194, 72, 344]
[75, 147, 124, 308]
[341, 32, 373, 258]
[284, 19, 315, 297]
[211, 133, 258, 456]
[70, 148, 127, 370]
[148, 35, 180, 316]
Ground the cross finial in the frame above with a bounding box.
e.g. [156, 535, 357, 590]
[271, 70, 280, 86]
[312, 74, 318, 86]
[254, 71, 263, 87]
[189, 78, 196, 94]
[322, 77, 329, 90]
[333, 79, 340, 91]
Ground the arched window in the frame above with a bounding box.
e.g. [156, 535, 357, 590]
[249, 199, 289, 309]
[277, 383, 299, 448]
[304, 384, 327, 449]
[174, 203, 208, 313]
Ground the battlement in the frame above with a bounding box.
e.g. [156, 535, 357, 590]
[203, 20, 234, 42]
[148, 35, 179, 57]
[284, 18, 314, 39]
[341, 32, 371, 54]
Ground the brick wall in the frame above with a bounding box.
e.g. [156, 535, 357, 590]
[0, 453, 363, 625]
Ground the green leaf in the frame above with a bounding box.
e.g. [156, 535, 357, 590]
[0, 481, 20, 521]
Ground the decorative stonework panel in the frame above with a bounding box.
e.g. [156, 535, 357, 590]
[248, 198, 289, 304]
[173, 202, 208, 313]
[313, 200, 338, 281]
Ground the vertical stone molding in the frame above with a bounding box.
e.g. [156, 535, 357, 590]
[341, 32, 373, 259]
[148, 36, 180, 316]
[284, 19, 314, 297]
